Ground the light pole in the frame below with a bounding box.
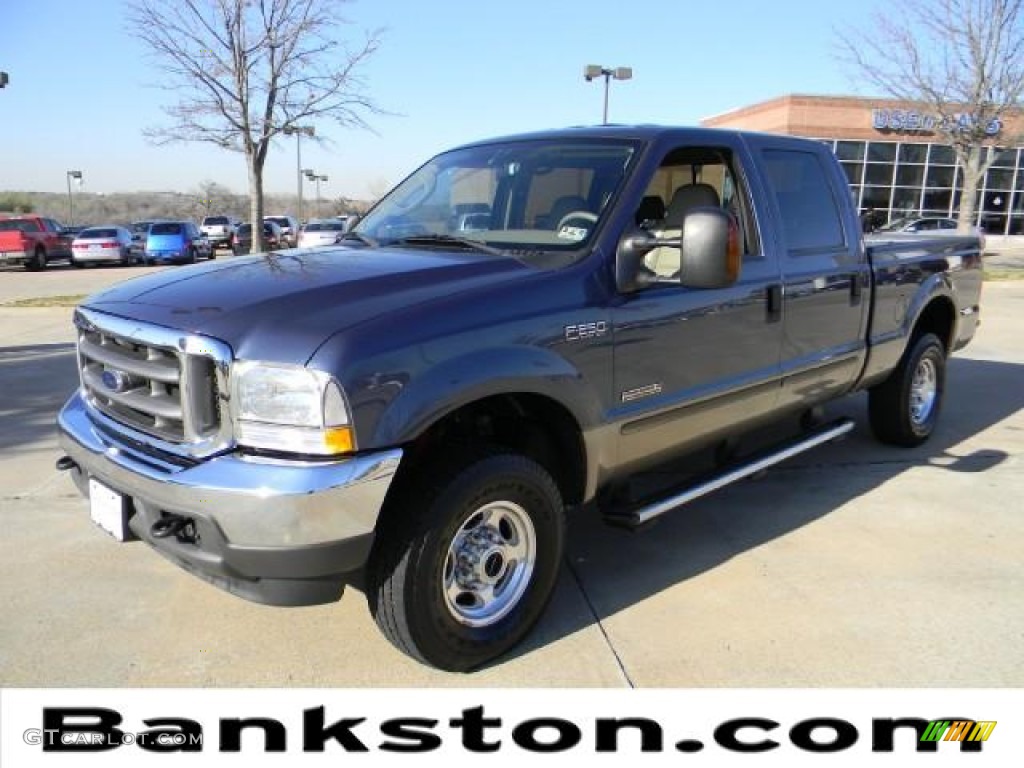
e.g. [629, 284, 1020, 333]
[283, 125, 314, 221]
[66, 170, 82, 226]
[305, 170, 328, 218]
[583, 65, 632, 125]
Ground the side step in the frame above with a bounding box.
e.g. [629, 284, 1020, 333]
[604, 418, 855, 528]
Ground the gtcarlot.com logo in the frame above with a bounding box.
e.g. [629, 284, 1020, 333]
[20, 707, 998, 755]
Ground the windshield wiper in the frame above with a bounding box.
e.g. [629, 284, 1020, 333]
[340, 231, 379, 247]
[392, 234, 505, 257]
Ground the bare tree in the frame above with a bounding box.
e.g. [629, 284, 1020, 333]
[838, 0, 1024, 230]
[128, 0, 381, 251]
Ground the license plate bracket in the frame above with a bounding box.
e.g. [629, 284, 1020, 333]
[89, 478, 128, 541]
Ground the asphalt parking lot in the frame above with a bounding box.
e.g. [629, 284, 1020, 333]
[1, 260, 1022, 687]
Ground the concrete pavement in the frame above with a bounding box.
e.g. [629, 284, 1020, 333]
[1, 282, 1022, 687]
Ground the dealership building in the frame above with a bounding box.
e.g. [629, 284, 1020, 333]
[702, 94, 1024, 235]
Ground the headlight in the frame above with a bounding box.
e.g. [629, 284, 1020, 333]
[231, 361, 354, 456]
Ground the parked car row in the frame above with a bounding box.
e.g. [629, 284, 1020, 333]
[2, 211, 355, 270]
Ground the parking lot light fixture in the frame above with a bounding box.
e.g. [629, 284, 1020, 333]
[583, 64, 632, 125]
[66, 170, 83, 226]
[283, 125, 315, 221]
[304, 171, 327, 217]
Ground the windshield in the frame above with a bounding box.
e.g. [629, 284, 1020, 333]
[79, 228, 118, 238]
[352, 138, 639, 265]
[203, 216, 229, 226]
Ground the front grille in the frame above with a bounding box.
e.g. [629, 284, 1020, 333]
[75, 308, 232, 457]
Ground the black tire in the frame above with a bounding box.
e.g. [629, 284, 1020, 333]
[25, 247, 47, 271]
[71, 257, 84, 269]
[869, 332, 946, 447]
[367, 452, 564, 672]
[188, 247, 197, 264]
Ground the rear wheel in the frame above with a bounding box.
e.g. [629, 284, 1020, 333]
[367, 452, 564, 671]
[869, 332, 946, 446]
[25, 247, 47, 271]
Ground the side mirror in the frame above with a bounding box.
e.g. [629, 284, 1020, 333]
[615, 207, 739, 293]
[678, 208, 740, 289]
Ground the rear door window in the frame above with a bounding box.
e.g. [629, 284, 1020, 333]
[760, 149, 846, 254]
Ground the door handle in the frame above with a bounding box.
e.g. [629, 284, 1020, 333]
[850, 272, 863, 304]
[767, 283, 783, 322]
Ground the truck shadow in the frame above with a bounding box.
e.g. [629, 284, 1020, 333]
[505, 355, 1024, 669]
[0, 343, 78, 455]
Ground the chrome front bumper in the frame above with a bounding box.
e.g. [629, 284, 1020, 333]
[58, 391, 402, 605]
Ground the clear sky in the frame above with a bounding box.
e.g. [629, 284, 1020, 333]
[0, 0, 872, 200]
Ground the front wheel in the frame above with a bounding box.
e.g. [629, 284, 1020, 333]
[869, 332, 946, 446]
[367, 453, 564, 672]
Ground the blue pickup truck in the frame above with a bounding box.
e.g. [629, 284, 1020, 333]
[57, 126, 982, 671]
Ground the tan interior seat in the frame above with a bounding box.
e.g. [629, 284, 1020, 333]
[646, 183, 722, 277]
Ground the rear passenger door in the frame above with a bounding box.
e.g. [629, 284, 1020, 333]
[753, 140, 870, 410]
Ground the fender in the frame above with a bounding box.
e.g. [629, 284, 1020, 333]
[860, 267, 957, 388]
[369, 344, 604, 449]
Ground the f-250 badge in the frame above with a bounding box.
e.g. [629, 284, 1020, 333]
[564, 321, 607, 342]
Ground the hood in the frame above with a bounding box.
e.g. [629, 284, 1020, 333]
[82, 246, 529, 363]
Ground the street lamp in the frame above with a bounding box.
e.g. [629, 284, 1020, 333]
[283, 124, 315, 221]
[66, 170, 82, 226]
[583, 65, 632, 125]
[304, 170, 328, 218]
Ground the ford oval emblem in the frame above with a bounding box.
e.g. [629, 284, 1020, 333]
[102, 369, 129, 393]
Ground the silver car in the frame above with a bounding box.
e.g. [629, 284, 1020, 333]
[70, 226, 134, 267]
[297, 219, 349, 248]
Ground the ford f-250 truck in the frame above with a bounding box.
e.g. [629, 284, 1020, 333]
[57, 126, 982, 671]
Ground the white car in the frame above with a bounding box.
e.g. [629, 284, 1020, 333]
[70, 226, 134, 267]
[297, 219, 348, 248]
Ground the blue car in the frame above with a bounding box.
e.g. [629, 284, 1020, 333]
[142, 221, 213, 264]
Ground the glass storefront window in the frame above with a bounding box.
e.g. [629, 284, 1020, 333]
[926, 166, 956, 187]
[835, 141, 866, 161]
[861, 186, 892, 210]
[865, 163, 895, 185]
[867, 142, 897, 162]
[987, 168, 1014, 190]
[898, 144, 928, 164]
[892, 188, 922, 213]
[991, 148, 1018, 167]
[841, 161, 864, 184]
[895, 165, 925, 186]
[922, 188, 952, 211]
[929, 145, 956, 164]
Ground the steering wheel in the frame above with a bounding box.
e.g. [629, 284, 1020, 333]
[556, 210, 598, 230]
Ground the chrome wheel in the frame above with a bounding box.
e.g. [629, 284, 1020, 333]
[442, 501, 536, 628]
[910, 357, 938, 425]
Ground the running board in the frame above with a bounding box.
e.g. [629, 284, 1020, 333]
[604, 418, 855, 528]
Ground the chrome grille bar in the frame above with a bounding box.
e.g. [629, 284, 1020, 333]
[74, 307, 234, 459]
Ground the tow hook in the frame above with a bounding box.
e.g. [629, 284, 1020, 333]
[55, 456, 78, 471]
[150, 514, 197, 543]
